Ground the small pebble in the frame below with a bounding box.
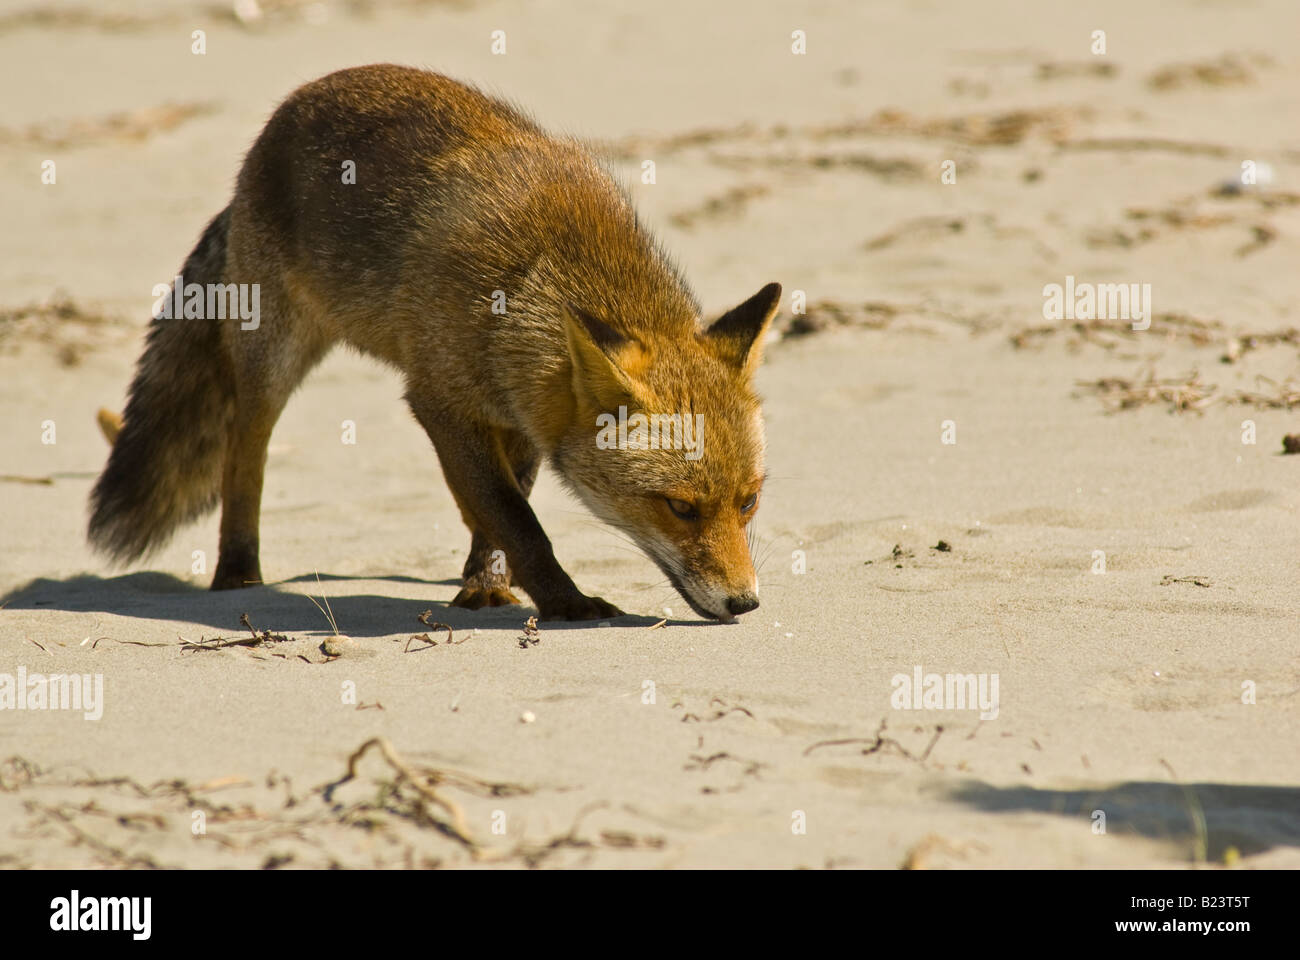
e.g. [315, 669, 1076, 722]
[322, 635, 357, 657]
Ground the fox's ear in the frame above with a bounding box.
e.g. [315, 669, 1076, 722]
[563, 303, 645, 409]
[704, 282, 782, 378]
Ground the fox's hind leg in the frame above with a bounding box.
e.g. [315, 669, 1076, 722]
[450, 430, 539, 609]
[210, 282, 330, 590]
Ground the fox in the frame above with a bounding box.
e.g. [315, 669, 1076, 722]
[88, 64, 781, 622]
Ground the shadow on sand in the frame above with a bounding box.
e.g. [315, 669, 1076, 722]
[1, 571, 672, 638]
[947, 779, 1300, 861]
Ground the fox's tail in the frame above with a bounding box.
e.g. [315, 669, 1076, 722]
[88, 207, 235, 562]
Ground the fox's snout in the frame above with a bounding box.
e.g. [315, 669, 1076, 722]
[674, 576, 758, 623]
[726, 592, 759, 617]
[655, 524, 761, 622]
[690, 580, 759, 622]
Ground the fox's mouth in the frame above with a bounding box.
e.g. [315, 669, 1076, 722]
[656, 561, 736, 623]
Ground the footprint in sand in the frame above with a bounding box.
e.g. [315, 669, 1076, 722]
[1183, 489, 1276, 512]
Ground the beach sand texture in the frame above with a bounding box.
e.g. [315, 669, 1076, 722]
[0, 0, 1297, 867]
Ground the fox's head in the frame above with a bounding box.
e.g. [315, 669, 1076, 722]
[553, 282, 782, 621]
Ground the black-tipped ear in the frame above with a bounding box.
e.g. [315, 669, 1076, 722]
[705, 282, 782, 376]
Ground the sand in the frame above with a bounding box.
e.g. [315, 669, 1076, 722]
[0, 0, 1297, 868]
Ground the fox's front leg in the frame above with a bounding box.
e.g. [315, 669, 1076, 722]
[452, 431, 538, 609]
[407, 393, 621, 621]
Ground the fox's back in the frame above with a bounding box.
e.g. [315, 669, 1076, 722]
[231, 64, 698, 368]
[239, 66, 534, 270]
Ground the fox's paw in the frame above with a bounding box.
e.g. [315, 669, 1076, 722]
[211, 544, 262, 590]
[451, 584, 521, 610]
[539, 593, 623, 622]
[210, 563, 261, 590]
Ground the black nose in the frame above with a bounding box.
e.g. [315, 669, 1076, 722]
[725, 593, 759, 616]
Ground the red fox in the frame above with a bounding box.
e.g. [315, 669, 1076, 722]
[88, 64, 781, 621]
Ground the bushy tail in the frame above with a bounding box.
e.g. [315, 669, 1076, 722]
[88, 207, 235, 562]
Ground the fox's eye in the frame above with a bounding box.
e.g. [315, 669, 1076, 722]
[741, 493, 758, 513]
[666, 498, 697, 520]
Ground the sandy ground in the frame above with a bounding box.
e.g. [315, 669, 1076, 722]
[1, 0, 1298, 868]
